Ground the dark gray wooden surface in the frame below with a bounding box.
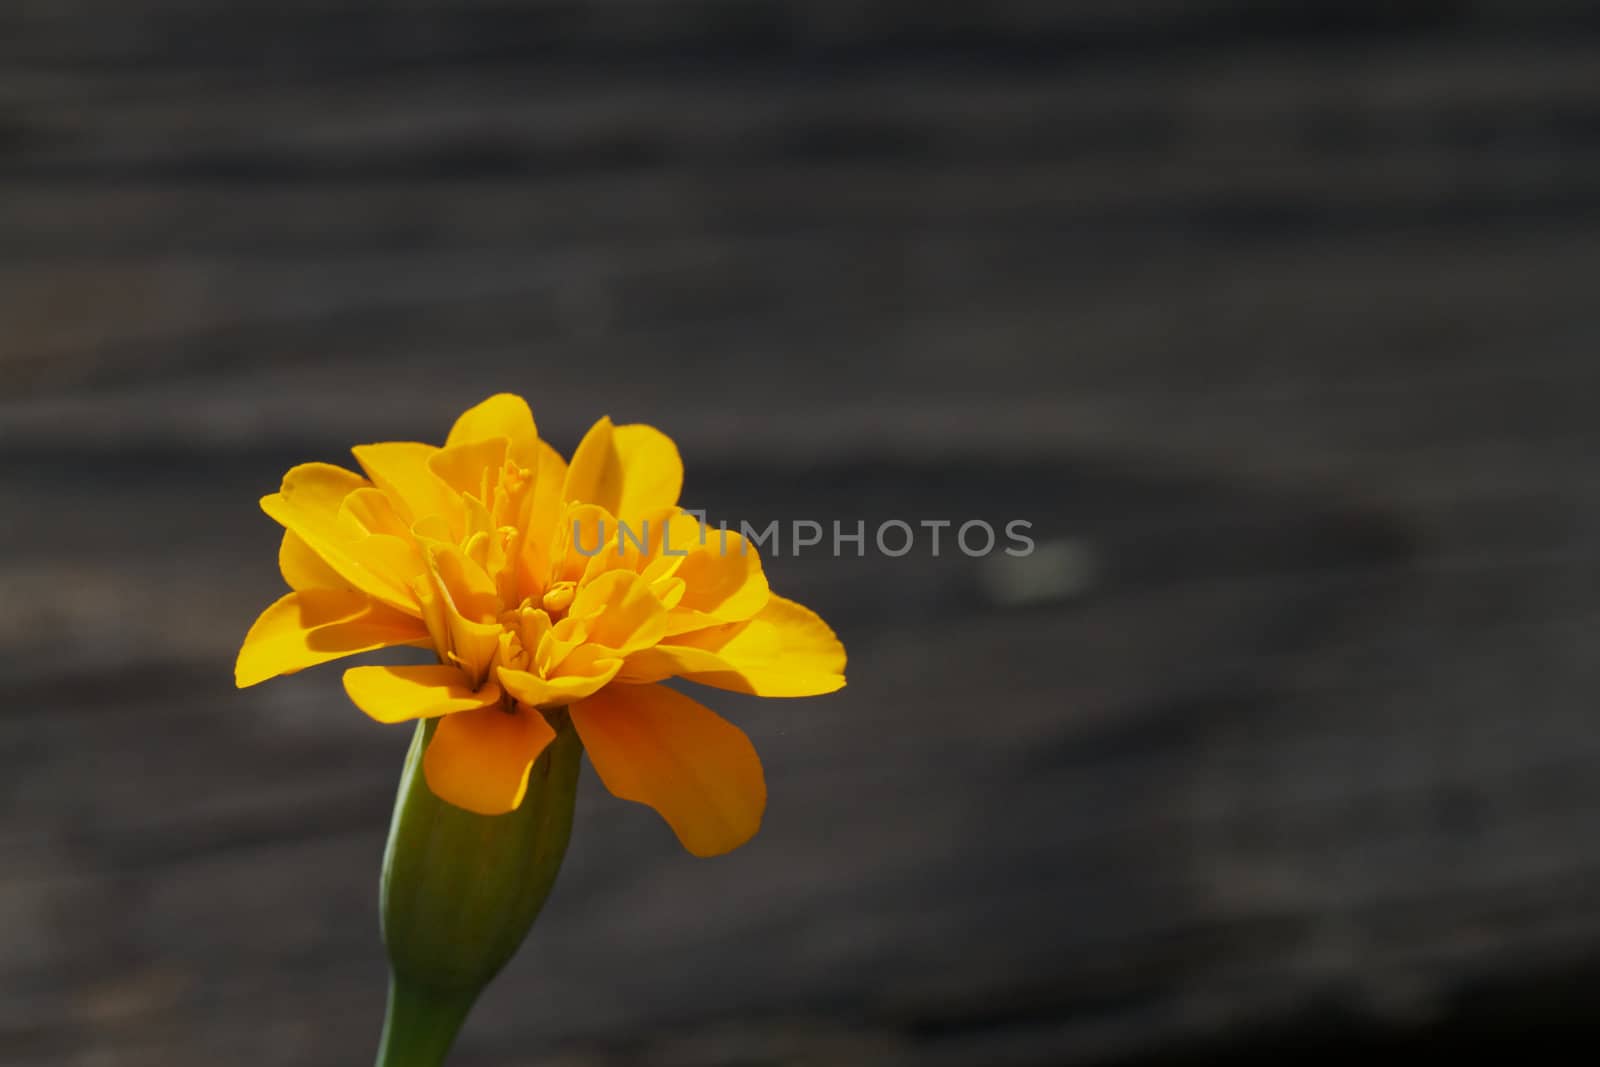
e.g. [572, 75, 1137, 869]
[3, 3, 1600, 1064]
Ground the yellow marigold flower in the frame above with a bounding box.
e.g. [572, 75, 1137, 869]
[236, 393, 845, 856]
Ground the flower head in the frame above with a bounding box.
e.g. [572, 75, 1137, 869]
[237, 394, 845, 855]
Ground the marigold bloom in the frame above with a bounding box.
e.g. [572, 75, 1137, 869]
[237, 394, 845, 856]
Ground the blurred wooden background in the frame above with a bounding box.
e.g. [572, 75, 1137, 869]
[3, 2, 1600, 1064]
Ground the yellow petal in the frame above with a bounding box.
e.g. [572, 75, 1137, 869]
[410, 575, 452, 666]
[568, 570, 667, 655]
[423, 544, 502, 686]
[427, 437, 507, 504]
[261, 463, 420, 615]
[645, 509, 707, 562]
[236, 590, 431, 688]
[666, 528, 770, 633]
[514, 442, 573, 597]
[571, 683, 765, 857]
[446, 393, 539, 468]
[514, 607, 554, 664]
[423, 704, 557, 815]
[496, 658, 621, 708]
[425, 543, 499, 620]
[274, 459, 367, 512]
[578, 505, 666, 586]
[562, 416, 623, 513]
[279, 530, 346, 592]
[563, 417, 683, 522]
[525, 439, 569, 538]
[351, 442, 457, 526]
[549, 503, 620, 586]
[539, 616, 592, 675]
[339, 486, 412, 540]
[611, 424, 683, 521]
[649, 574, 687, 612]
[342, 664, 501, 724]
[621, 596, 845, 696]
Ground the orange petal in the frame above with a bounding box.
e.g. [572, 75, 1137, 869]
[423, 704, 557, 814]
[571, 683, 765, 857]
[342, 664, 501, 724]
[236, 590, 431, 688]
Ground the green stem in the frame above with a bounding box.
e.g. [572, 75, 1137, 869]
[374, 979, 476, 1067]
[373, 710, 583, 1066]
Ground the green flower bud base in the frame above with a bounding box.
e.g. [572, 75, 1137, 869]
[375, 709, 582, 1067]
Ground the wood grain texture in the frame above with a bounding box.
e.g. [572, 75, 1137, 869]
[2, 3, 1599, 1064]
